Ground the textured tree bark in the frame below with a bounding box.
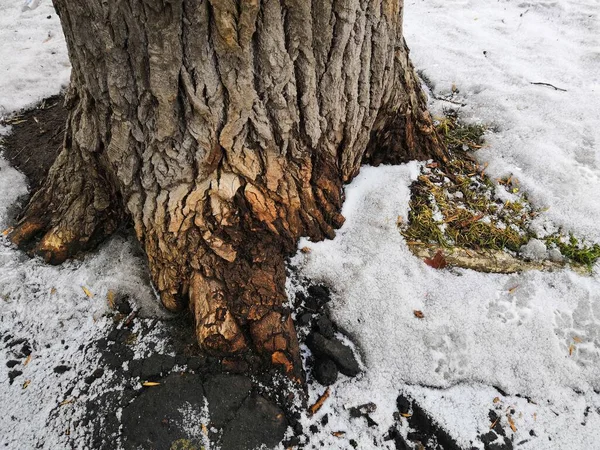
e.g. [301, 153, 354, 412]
[10, 0, 446, 378]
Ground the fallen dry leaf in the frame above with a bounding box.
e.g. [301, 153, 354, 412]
[50, 288, 57, 295]
[573, 336, 583, 343]
[142, 381, 160, 387]
[1, 227, 13, 236]
[413, 310, 425, 319]
[493, 397, 500, 403]
[331, 431, 346, 438]
[272, 351, 293, 374]
[309, 388, 330, 416]
[22, 380, 31, 389]
[59, 398, 74, 406]
[24, 354, 32, 366]
[107, 290, 116, 309]
[300, 247, 312, 254]
[569, 344, 575, 356]
[508, 285, 519, 294]
[400, 412, 412, 418]
[424, 250, 447, 269]
[82, 286, 93, 298]
[507, 414, 517, 432]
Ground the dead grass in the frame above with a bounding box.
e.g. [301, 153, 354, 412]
[401, 109, 600, 269]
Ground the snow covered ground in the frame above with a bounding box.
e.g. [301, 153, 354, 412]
[1, 0, 599, 449]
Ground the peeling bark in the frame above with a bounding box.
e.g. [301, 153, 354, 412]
[10, 0, 447, 377]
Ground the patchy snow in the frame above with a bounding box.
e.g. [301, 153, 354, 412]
[294, 166, 600, 448]
[1, 0, 600, 449]
[294, 0, 600, 448]
[406, 0, 600, 243]
[0, 1, 70, 115]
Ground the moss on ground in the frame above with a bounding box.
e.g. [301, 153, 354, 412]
[401, 109, 600, 269]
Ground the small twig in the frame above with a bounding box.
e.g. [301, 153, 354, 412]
[530, 82, 567, 92]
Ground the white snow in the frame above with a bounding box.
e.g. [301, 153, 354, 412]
[0, 1, 70, 115]
[520, 238, 548, 261]
[1, 0, 600, 449]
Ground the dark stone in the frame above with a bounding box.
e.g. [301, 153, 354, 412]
[314, 315, 335, 339]
[309, 424, 319, 434]
[396, 394, 411, 415]
[350, 439, 358, 448]
[84, 375, 96, 385]
[298, 312, 313, 326]
[529, 430, 536, 436]
[6, 360, 19, 368]
[293, 422, 303, 435]
[480, 431, 498, 446]
[321, 414, 329, 426]
[220, 395, 287, 450]
[116, 297, 133, 315]
[8, 370, 22, 384]
[92, 368, 104, 379]
[307, 332, 360, 377]
[314, 358, 338, 386]
[307, 285, 331, 305]
[54, 365, 70, 374]
[204, 374, 252, 429]
[121, 373, 205, 450]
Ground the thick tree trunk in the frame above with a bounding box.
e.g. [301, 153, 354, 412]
[10, 0, 446, 378]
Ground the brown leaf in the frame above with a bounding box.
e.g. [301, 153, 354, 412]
[569, 344, 575, 356]
[107, 290, 116, 309]
[573, 336, 583, 343]
[1, 227, 13, 236]
[24, 354, 32, 366]
[493, 397, 500, 404]
[507, 414, 517, 432]
[22, 380, 31, 389]
[413, 310, 425, 319]
[309, 388, 330, 416]
[59, 398, 74, 406]
[142, 381, 160, 387]
[300, 247, 312, 254]
[82, 286, 93, 298]
[424, 250, 447, 269]
[331, 431, 346, 437]
[272, 351, 293, 374]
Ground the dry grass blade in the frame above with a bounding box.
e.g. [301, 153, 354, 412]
[309, 388, 330, 416]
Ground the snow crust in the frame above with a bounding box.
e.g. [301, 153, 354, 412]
[0, 1, 70, 115]
[296, 1, 600, 447]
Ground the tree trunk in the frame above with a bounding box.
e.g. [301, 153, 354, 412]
[10, 0, 446, 378]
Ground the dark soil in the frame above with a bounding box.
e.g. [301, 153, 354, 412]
[1, 94, 66, 191]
